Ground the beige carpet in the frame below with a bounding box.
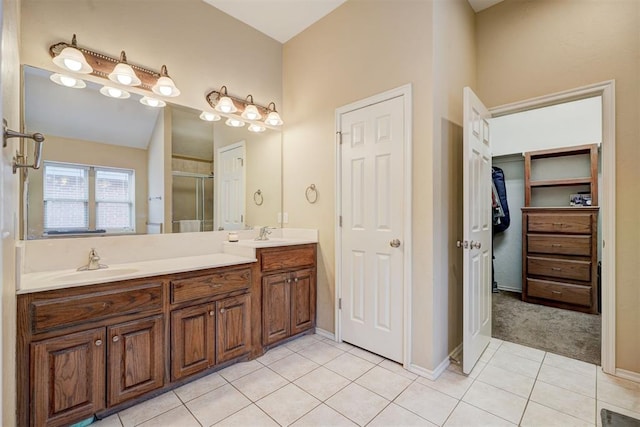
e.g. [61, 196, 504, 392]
[492, 290, 601, 365]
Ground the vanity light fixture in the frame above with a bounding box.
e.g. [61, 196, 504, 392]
[214, 86, 238, 113]
[264, 102, 283, 126]
[152, 65, 180, 97]
[241, 95, 262, 121]
[199, 111, 221, 122]
[248, 123, 266, 133]
[225, 118, 245, 128]
[99, 85, 130, 99]
[51, 34, 93, 74]
[49, 73, 86, 89]
[108, 51, 142, 86]
[140, 96, 166, 108]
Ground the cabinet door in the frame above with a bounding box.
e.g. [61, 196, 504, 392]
[31, 328, 106, 427]
[262, 273, 291, 345]
[290, 268, 316, 335]
[171, 304, 215, 381]
[217, 294, 252, 363]
[108, 315, 164, 406]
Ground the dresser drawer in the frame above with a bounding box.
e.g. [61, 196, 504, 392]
[32, 283, 162, 334]
[260, 245, 316, 273]
[527, 256, 591, 281]
[171, 268, 251, 304]
[527, 234, 591, 256]
[527, 213, 592, 234]
[527, 278, 592, 307]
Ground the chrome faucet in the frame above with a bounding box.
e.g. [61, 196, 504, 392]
[256, 226, 273, 241]
[77, 248, 107, 271]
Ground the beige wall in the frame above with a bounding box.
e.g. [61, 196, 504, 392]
[26, 135, 149, 238]
[476, 0, 640, 372]
[1, 0, 20, 423]
[283, 0, 437, 368]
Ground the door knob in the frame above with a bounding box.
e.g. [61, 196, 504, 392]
[95, 339, 103, 347]
[456, 240, 469, 249]
[390, 239, 401, 248]
[470, 241, 482, 249]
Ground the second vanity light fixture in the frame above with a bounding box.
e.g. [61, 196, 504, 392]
[49, 34, 179, 106]
[205, 86, 283, 132]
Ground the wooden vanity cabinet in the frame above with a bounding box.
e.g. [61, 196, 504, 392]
[259, 244, 317, 347]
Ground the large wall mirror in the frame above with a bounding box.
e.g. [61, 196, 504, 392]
[22, 65, 282, 239]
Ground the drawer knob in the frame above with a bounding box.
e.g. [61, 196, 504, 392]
[209, 310, 215, 316]
[95, 339, 103, 347]
[294, 278, 299, 283]
[112, 336, 119, 343]
[220, 308, 226, 314]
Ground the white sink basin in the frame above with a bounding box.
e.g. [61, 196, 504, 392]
[52, 268, 140, 282]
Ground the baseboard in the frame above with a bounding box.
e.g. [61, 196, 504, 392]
[409, 356, 450, 381]
[314, 327, 335, 341]
[497, 285, 521, 293]
[615, 368, 640, 384]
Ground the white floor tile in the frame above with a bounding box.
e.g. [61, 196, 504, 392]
[395, 382, 458, 426]
[378, 359, 419, 380]
[479, 347, 497, 363]
[137, 405, 200, 427]
[418, 369, 475, 400]
[498, 341, 546, 362]
[596, 370, 640, 412]
[257, 345, 295, 366]
[444, 401, 515, 426]
[256, 383, 321, 426]
[488, 338, 504, 350]
[294, 366, 351, 401]
[537, 364, 596, 398]
[269, 353, 320, 381]
[597, 400, 640, 427]
[118, 391, 182, 427]
[521, 401, 593, 427]
[488, 351, 542, 379]
[543, 352, 597, 379]
[348, 347, 384, 364]
[530, 379, 596, 423]
[461, 380, 527, 424]
[232, 366, 289, 401]
[325, 383, 390, 426]
[92, 414, 122, 427]
[297, 341, 345, 365]
[218, 359, 263, 382]
[355, 365, 413, 400]
[321, 338, 355, 352]
[174, 371, 227, 403]
[187, 383, 251, 426]
[369, 403, 436, 427]
[448, 360, 487, 379]
[285, 334, 321, 352]
[324, 352, 376, 380]
[291, 403, 358, 426]
[215, 404, 279, 427]
[477, 364, 536, 398]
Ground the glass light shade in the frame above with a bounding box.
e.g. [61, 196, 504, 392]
[152, 76, 180, 97]
[199, 111, 221, 122]
[215, 96, 237, 113]
[265, 111, 283, 126]
[248, 123, 266, 133]
[140, 96, 166, 108]
[99, 85, 130, 99]
[52, 46, 93, 74]
[49, 73, 86, 89]
[225, 118, 245, 128]
[241, 104, 262, 121]
[108, 63, 141, 86]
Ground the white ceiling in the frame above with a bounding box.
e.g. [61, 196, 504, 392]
[203, 0, 503, 44]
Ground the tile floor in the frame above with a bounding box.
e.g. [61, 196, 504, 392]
[94, 334, 640, 427]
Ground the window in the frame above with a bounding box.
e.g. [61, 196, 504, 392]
[43, 162, 135, 234]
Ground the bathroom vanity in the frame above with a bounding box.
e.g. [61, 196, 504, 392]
[16, 239, 317, 427]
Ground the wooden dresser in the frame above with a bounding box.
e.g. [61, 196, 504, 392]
[521, 207, 599, 313]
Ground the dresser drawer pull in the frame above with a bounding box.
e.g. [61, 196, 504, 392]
[551, 267, 562, 271]
[551, 244, 562, 247]
[112, 336, 119, 343]
[551, 290, 562, 295]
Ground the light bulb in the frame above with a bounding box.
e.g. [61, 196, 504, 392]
[117, 74, 133, 85]
[200, 111, 220, 121]
[59, 75, 77, 87]
[63, 58, 82, 72]
[147, 98, 159, 107]
[248, 123, 266, 133]
[225, 118, 245, 128]
[140, 96, 165, 107]
[108, 88, 122, 98]
[242, 104, 262, 121]
[159, 86, 172, 96]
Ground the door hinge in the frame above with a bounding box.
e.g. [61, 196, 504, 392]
[338, 298, 342, 310]
[336, 131, 342, 145]
[339, 215, 342, 227]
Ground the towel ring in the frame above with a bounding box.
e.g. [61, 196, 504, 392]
[305, 184, 318, 204]
[253, 189, 264, 206]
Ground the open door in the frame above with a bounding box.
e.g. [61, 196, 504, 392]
[462, 87, 492, 374]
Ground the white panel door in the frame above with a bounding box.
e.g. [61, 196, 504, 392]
[462, 87, 492, 374]
[216, 142, 245, 230]
[339, 96, 404, 363]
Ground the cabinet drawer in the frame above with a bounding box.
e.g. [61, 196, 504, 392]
[527, 213, 592, 234]
[32, 283, 162, 334]
[527, 278, 592, 307]
[527, 234, 591, 256]
[171, 268, 250, 304]
[527, 256, 591, 281]
[260, 246, 316, 273]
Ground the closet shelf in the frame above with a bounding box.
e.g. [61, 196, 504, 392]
[529, 177, 592, 188]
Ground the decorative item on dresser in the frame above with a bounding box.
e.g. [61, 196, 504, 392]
[521, 143, 600, 314]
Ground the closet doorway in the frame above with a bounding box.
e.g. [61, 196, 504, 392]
[487, 82, 615, 373]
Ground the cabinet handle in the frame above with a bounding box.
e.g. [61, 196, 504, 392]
[294, 277, 299, 283]
[551, 267, 562, 271]
[551, 290, 562, 295]
[112, 336, 119, 343]
[287, 279, 292, 283]
[209, 310, 215, 316]
[551, 244, 562, 247]
[220, 308, 226, 314]
[95, 339, 103, 347]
